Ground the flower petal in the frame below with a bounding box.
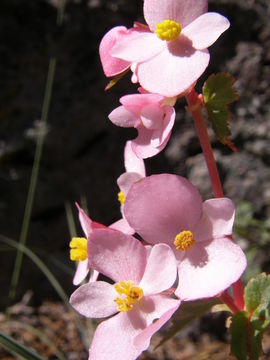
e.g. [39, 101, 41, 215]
[89, 312, 142, 360]
[124, 140, 146, 177]
[140, 244, 177, 296]
[108, 105, 138, 128]
[99, 26, 131, 77]
[141, 104, 164, 129]
[76, 203, 93, 237]
[88, 228, 147, 284]
[124, 174, 202, 246]
[134, 299, 180, 351]
[70, 281, 117, 318]
[194, 198, 235, 242]
[111, 30, 164, 63]
[120, 93, 164, 116]
[175, 237, 247, 301]
[109, 218, 135, 235]
[182, 12, 230, 50]
[150, 105, 175, 147]
[73, 259, 89, 286]
[137, 38, 210, 97]
[117, 172, 143, 197]
[131, 125, 170, 159]
[143, 0, 208, 31]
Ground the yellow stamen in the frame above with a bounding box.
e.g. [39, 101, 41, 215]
[70, 237, 87, 261]
[155, 19, 181, 41]
[114, 281, 144, 312]
[174, 230, 195, 251]
[118, 191, 125, 205]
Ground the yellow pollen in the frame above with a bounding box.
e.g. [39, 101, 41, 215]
[70, 237, 87, 261]
[155, 19, 182, 41]
[114, 281, 144, 312]
[174, 230, 195, 251]
[118, 191, 125, 205]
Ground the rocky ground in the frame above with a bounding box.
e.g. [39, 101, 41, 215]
[0, 0, 269, 358]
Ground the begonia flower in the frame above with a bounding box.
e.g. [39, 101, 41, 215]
[101, 0, 229, 97]
[109, 93, 176, 158]
[124, 174, 247, 301]
[70, 204, 134, 286]
[70, 228, 180, 359]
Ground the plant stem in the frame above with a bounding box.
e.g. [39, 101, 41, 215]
[219, 291, 240, 314]
[185, 88, 244, 310]
[185, 89, 224, 198]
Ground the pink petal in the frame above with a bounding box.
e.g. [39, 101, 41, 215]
[141, 104, 164, 129]
[88, 228, 147, 284]
[73, 259, 89, 285]
[109, 218, 134, 235]
[194, 198, 235, 242]
[111, 30, 164, 63]
[76, 203, 93, 238]
[134, 300, 181, 350]
[175, 237, 247, 301]
[89, 312, 143, 360]
[182, 12, 230, 50]
[140, 244, 177, 296]
[124, 140, 146, 177]
[137, 38, 210, 97]
[143, 0, 208, 31]
[124, 174, 202, 246]
[70, 281, 117, 318]
[99, 26, 131, 77]
[150, 105, 175, 147]
[108, 105, 138, 128]
[117, 172, 143, 197]
[120, 93, 164, 116]
[131, 125, 171, 159]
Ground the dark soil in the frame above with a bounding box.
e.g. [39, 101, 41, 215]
[0, 0, 270, 358]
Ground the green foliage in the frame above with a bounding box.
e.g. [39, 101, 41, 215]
[203, 73, 239, 150]
[230, 273, 270, 360]
[156, 298, 220, 348]
[0, 331, 44, 360]
[105, 68, 130, 91]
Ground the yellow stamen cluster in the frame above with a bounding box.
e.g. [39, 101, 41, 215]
[70, 237, 87, 261]
[118, 191, 125, 205]
[174, 230, 195, 251]
[155, 19, 182, 41]
[114, 280, 144, 312]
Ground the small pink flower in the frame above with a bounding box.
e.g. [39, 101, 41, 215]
[70, 228, 180, 360]
[109, 93, 176, 158]
[71, 204, 134, 286]
[102, 0, 229, 97]
[124, 174, 247, 301]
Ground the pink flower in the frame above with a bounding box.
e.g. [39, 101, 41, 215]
[124, 174, 247, 301]
[103, 0, 229, 97]
[71, 204, 134, 286]
[70, 228, 180, 360]
[109, 93, 176, 158]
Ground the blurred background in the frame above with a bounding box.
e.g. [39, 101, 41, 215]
[0, 0, 269, 358]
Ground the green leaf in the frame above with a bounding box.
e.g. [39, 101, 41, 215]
[230, 311, 265, 360]
[203, 73, 239, 151]
[156, 298, 220, 348]
[244, 273, 270, 328]
[0, 331, 44, 360]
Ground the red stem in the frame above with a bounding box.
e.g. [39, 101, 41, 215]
[185, 88, 245, 310]
[185, 89, 224, 198]
[219, 291, 240, 314]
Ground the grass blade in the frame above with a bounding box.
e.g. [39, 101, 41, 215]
[0, 331, 44, 360]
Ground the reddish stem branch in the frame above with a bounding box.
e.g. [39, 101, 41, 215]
[219, 291, 240, 314]
[185, 88, 245, 310]
[185, 89, 224, 198]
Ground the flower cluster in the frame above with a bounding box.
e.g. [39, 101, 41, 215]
[68, 1, 247, 359]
